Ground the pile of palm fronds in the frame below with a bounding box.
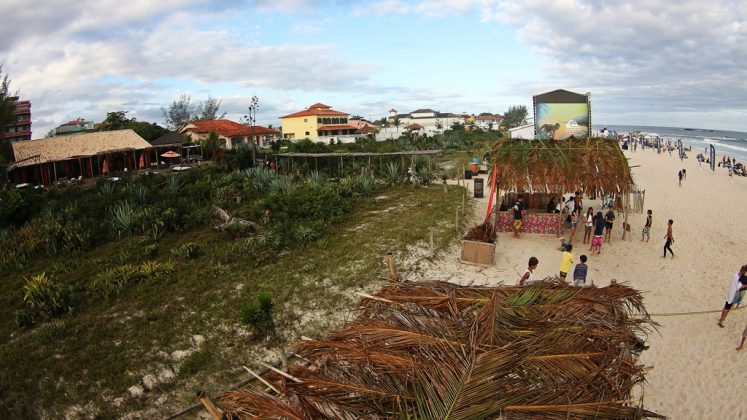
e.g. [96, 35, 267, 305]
[220, 280, 662, 419]
[489, 138, 633, 195]
[464, 220, 496, 243]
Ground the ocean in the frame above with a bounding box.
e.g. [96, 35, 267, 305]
[592, 125, 747, 162]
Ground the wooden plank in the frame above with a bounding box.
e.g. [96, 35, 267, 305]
[460, 240, 495, 267]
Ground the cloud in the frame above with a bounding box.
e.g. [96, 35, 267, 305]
[351, 1, 411, 16]
[486, 0, 747, 122]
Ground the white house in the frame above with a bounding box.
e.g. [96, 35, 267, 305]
[509, 123, 535, 139]
[378, 108, 465, 140]
[474, 114, 504, 131]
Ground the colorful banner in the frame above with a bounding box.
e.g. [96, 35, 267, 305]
[535, 103, 589, 140]
[677, 139, 683, 161]
[710, 144, 716, 171]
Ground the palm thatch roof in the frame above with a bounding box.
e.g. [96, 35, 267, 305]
[220, 280, 662, 419]
[489, 138, 633, 195]
[11, 129, 151, 168]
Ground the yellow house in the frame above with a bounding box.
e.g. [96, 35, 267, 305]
[280, 103, 356, 140]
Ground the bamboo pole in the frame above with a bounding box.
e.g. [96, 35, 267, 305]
[242, 366, 279, 394]
[196, 390, 223, 420]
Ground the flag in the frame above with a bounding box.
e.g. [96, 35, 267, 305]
[677, 139, 684, 161]
[709, 144, 716, 171]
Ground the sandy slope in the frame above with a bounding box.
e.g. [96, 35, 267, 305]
[411, 147, 747, 419]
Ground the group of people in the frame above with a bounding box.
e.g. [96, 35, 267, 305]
[518, 245, 589, 288]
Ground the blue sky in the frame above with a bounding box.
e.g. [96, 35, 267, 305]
[1, 0, 746, 136]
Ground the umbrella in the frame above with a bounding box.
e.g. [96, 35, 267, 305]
[161, 151, 181, 158]
[139, 154, 146, 169]
[102, 159, 109, 175]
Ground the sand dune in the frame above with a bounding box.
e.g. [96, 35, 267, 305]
[412, 147, 747, 418]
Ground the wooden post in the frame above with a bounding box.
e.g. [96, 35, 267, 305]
[386, 253, 400, 281]
[429, 229, 434, 249]
[456, 207, 460, 233]
[197, 390, 223, 420]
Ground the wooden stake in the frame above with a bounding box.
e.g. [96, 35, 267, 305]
[386, 253, 400, 281]
[429, 229, 434, 249]
[197, 390, 223, 420]
[258, 362, 302, 383]
[242, 366, 279, 394]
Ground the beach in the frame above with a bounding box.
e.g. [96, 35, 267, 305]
[412, 145, 747, 418]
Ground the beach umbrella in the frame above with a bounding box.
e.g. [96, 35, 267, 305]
[161, 150, 181, 165]
[102, 159, 109, 175]
[139, 154, 146, 169]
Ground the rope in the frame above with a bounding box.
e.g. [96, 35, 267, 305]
[641, 306, 744, 318]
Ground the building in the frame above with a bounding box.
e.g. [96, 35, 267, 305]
[509, 123, 535, 139]
[379, 108, 465, 140]
[2, 97, 32, 142]
[180, 119, 280, 149]
[280, 103, 361, 142]
[46, 118, 96, 137]
[7, 129, 153, 186]
[474, 114, 504, 131]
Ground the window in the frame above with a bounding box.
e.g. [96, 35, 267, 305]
[332, 118, 339, 124]
[317, 118, 322, 123]
[322, 118, 331, 124]
[304, 118, 307, 122]
[341, 118, 347, 124]
[305, 131, 310, 136]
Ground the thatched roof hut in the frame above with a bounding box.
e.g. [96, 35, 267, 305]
[489, 138, 633, 196]
[219, 280, 661, 419]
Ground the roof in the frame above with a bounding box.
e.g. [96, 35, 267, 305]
[411, 108, 437, 114]
[508, 123, 534, 131]
[181, 120, 279, 137]
[219, 280, 660, 419]
[317, 124, 359, 131]
[533, 89, 589, 104]
[405, 123, 424, 130]
[11, 129, 151, 168]
[388, 108, 397, 112]
[281, 103, 348, 119]
[150, 131, 185, 146]
[476, 115, 504, 121]
[489, 138, 634, 194]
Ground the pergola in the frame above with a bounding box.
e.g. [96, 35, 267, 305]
[276, 150, 443, 177]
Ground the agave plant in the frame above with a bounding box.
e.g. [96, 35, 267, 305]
[381, 161, 401, 186]
[355, 171, 376, 196]
[417, 165, 433, 185]
[98, 181, 115, 196]
[269, 177, 293, 194]
[294, 225, 318, 245]
[110, 201, 138, 237]
[308, 170, 326, 186]
[244, 167, 276, 192]
[167, 175, 184, 196]
[132, 184, 148, 204]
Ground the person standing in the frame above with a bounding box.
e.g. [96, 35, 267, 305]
[663, 219, 674, 258]
[591, 211, 605, 255]
[718, 264, 747, 327]
[519, 257, 539, 286]
[583, 207, 594, 244]
[568, 208, 579, 244]
[559, 244, 573, 282]
[678, 170, 683, 187]
[573, 255, 589, 287]
[641, 209, 652, 242]
[513, 195, 526, 239]
[604, 205, 615, 243]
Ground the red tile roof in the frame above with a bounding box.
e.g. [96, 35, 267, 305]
[281, 103, 349, 119]
[183, 120, 279, 137]
[405, 123, 424, 130]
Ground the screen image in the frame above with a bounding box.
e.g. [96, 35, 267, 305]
[535, 103, 589, 140]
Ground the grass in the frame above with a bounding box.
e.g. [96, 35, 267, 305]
[0, 184, 471, 418]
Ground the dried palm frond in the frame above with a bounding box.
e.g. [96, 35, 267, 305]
[463, 221, 496, 243]
[219, 281, 662, 419]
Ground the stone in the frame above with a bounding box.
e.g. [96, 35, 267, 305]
[157, 367, 175, 383]
[171, 349, 192, 361]
[128, 385, 144, 398]
[191, 335, 205, 348]
[142, 374, 158, 390]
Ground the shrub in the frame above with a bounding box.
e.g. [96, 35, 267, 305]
[355, 172, 376, 196]
[240, 302, 264, 329]
[309, 170, 326, 186]
[418, 165, 433, 185]
[295, 225, 318, 246]
[35, 319, 72, 343]
[132, 184, 149, 204]
[22, 273, 72, 323]
[0, 188, 29, 227]
[257, 230, 282, 249]
[98, 181, 115, 196]
[167, 175, 184, 196]
[89, 261, 174, 300]
[381, 161, 401, 186]
[171, 242, 200, 259]
[240, 291, 276, 337]
[257, 291, 274, 315]
[226, 222, 253, 238]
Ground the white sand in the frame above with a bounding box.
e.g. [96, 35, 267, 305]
[411, 147, 747, 418]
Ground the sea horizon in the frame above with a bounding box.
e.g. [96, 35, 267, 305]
[592, 124, 747, 161]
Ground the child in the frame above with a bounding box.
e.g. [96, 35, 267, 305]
[573, 255, 588, 287]
[519, 257, 539, 286]
[641, 209, 652, 242]
[559, 244, 573, 282]
[591, 211, 605, 255]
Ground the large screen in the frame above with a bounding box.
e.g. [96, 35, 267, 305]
[535, 103, 589, 140]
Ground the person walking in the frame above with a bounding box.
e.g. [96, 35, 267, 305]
[572, 255, 589, 287]
[519, 257, 539, 286]
[641, 209, 652, 242]
[663, 219, 674, 258]
[718, 264, 747, 327]
[591, 211, 605, 256]
[604, 205, 615, 243]
[513, 195, 526, 239]
[677, 170, 683, 187]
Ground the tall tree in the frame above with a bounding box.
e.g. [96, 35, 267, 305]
[161, 94, 226, 130]
[0, 66, 19, 163]
[502, 105, 528, 129]
[100, 111, 168, 141]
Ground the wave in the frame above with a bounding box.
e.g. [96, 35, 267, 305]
[703, 138, 747, 154]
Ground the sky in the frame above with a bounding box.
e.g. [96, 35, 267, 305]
[1, 0, 746, 137]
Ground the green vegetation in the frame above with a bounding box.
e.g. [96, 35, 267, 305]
[0, 153, 472, 417]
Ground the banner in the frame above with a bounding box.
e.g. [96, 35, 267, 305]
[710, 144, 716, 171]
[677, 139, 684, 161]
